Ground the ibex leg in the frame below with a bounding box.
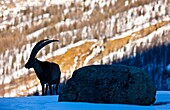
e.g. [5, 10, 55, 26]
[56, 79, 60, 95]
[49, 84, 53, 95]
[45, 84, 48, 95]
[41, 82, 45, 96]
[56, 84, 58, 95]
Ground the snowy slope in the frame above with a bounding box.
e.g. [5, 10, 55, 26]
[0, 91, 170, 110]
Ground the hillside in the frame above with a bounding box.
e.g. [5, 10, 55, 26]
[0, 0, 170, 97]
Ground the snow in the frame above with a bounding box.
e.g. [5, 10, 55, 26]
[0, 91, 170, 110]
[26, 27, 47, 40]
[167, 64, 170, 72]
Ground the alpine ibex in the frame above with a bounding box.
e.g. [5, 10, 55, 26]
[25, 39, 61, 95]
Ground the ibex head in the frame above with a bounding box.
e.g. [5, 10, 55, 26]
[25, 39, 59, 69]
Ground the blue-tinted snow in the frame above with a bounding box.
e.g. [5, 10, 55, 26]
[0, 91, 170, 110]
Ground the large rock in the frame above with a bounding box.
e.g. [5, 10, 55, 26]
[58, 64, 156, 105]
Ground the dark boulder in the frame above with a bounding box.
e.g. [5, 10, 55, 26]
[58, 64, 156, 105]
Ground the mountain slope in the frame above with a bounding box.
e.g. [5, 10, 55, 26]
[0, 0, 170, 97]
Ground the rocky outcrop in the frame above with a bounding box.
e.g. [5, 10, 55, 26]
[58, 64, 156, 105]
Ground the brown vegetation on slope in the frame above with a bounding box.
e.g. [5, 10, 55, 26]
[0, 0, 169, 97]
[49, 20, 170, 74]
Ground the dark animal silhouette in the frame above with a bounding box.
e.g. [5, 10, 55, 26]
[25, 39, 61, 95]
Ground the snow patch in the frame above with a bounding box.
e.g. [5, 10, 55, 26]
[167, 64, 170, 72]
[0, 91, 170, 110]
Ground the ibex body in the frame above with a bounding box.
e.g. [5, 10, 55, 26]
[25, 39, 61, 95]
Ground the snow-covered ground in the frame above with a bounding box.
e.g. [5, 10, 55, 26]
[0, 91, 170, 110]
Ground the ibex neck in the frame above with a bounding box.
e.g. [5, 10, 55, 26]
[33, 59, 44, 80]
